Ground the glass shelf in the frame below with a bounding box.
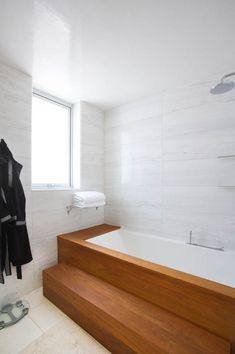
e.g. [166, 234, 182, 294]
[217, 186, 235, 188]
[217, 155, 235, 159]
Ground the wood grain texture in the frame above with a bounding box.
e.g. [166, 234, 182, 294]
[58, 225, 235, 353]
[58, 224, 120, 241]
[43, 263, 230, 354]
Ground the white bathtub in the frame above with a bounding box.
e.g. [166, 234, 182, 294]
[88, 228, 235, 288]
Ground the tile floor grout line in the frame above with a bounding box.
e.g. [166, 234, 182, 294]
[28, 313, 44, 337]
[27, 314, 45, 334]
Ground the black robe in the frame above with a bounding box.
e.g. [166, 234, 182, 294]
[0, 139, 32, 283]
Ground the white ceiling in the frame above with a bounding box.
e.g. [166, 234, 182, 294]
[0, 0, 235, 110]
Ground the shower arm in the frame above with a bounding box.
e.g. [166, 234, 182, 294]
[221, 72, 235, 82]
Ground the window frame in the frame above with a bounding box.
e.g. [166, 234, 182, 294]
[32, 89, 73, 190]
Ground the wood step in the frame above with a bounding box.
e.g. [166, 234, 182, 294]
[43, 263, 230, 354]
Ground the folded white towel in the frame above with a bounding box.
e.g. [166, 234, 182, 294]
[73, 200, 106, 209]
[72, 191, 106, 208]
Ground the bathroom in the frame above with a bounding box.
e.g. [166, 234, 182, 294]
[0, 0, 235, 353]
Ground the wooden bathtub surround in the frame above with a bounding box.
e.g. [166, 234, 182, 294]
[44, 263, 230, 354]
[43, 224, 234, 353]
[59, 224, 120, 241]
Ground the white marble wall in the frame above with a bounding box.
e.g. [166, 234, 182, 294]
[0, 61, 34, 306]
[105, 82, 235, 250]
[80, 102, 104, 192]
[105, 97, 163, 235]
[0, 61, 104, 306]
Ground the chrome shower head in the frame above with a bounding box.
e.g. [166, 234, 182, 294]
[210, 72, 235, 95]
[210, 81, 235, 95]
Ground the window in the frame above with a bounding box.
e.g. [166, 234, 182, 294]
[32, 91, 72, 189]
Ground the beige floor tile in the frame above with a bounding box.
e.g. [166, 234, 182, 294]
[1, 288, 111, 354]
[0, 316, 42, 354]
[29, 300, 65, 332]
[23, 287, 45, 310]
[20, 316, 110, 354]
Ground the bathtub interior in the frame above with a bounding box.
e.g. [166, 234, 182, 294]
[87, 229, 235, 288]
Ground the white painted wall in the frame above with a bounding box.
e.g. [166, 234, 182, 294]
[0, 61, 104, 306]
[105, 81, 235, 251]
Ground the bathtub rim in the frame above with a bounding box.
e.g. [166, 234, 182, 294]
[89, 227, 232, 252]
[77, 229, 235, 297]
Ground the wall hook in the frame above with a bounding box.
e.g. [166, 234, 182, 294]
[66, 205, 73, 214]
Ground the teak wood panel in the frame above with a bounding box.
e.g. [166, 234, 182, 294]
[43, 265, 162, 354]
[43, 274, 136, 354]
[43, 264, 230, 354]
[58, 224, 120, 241]
[58, 225, 235, 353]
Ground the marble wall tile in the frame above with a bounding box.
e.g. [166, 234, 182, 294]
[164, 99, 235, 139]
[163, 158, 228, 187]
[163, 127, 235, 159]
[104, 205, 162, 234]
[1, 124, 32, 159]
[162, 206, 235, 249]
[80, 102, 104, 192]
[31, 237, 57, 267]
[105, 160, 162, 187]
[0, 62, 32, 132]
[81, 126, 104, 149]
[105, 139, 162, 166]
[104, 96, 163, 233]
[82, 163, 104, 186]
[104, 82, 235, 250]
[163, 81, 235, 115]
[81, 184, 104, 193]
[105, 115, 162, 146]
[80, 207, 105, 229]
[82, 144, 104, 165]
[162, 186, 235, 216]
[105, 184, 162, 206]
[105, 96, 162, 128]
